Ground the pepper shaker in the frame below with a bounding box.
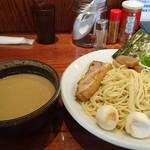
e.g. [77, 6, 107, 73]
[94, 19, 108, 50]
[107, 9, 122, 44]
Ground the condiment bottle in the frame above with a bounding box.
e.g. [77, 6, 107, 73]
[118, 0, 144, 44]
[94, 19, 108, 50]
[107, 9, 122, 44]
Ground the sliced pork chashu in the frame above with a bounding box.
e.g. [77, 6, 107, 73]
[75, 61, 112, 102]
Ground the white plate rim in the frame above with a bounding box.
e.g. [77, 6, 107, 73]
[61, 49, 150, 150]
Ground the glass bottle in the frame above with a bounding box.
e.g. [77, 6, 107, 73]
[118, 1, 144, 44]
[94, 19, 108, 50]
[107, 9, 122, 44]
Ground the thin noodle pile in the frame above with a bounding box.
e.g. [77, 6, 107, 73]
[81, 67, 150, 130]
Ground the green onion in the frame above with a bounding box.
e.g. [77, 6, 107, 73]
[139, 53, 150, 67]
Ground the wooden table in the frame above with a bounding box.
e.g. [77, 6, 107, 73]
[0, 34, 127, 150]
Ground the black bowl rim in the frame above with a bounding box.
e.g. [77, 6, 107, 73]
[0, 59, 60, 127]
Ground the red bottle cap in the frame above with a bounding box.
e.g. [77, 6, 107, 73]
[110, 9, 122, 21]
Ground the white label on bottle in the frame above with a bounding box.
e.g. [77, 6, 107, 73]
[125, 16, 136, 33]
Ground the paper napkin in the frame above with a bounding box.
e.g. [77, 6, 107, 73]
[0, 36, 34, 45]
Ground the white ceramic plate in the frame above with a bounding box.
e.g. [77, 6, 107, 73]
[61, 49, 150, 150]
[139, 62, 150, 70]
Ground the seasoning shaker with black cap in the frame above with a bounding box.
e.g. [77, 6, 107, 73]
[94, 19, 108, 50]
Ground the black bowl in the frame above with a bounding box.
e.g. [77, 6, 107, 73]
[0, 59, 60, 136]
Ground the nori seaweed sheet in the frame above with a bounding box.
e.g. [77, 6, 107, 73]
[112, 29, 150, 58]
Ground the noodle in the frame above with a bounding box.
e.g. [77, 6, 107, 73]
[81, 67, 150, 131]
